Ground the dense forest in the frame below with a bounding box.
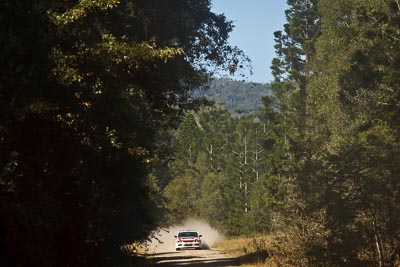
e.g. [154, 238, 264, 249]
[163, 0, 400, 266]
[193, 78, 272, 115]
[2, 0, 400, 267]
[0, 1, 246, 266]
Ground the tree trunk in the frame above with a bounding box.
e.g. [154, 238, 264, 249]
[373, 216, 385, 267]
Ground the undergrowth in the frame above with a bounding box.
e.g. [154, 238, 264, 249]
[214, 236, 269, 266]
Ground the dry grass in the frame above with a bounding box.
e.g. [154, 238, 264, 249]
[213, 236, 270, 267]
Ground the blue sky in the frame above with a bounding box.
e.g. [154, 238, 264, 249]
[211, 1, 288, 84]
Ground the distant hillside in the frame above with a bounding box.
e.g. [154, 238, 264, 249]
[193, 78, 272, 115]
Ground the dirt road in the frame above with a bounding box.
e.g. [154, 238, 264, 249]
[151, 248, 240, 267]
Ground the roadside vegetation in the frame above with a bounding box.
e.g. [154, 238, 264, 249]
[214, 236, 269, 266]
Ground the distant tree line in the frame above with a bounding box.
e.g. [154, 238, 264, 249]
[193, 78, 272, 115]
[163, 0, 400, 266]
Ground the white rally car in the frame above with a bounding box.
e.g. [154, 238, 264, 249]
[174, 230, 202, 250]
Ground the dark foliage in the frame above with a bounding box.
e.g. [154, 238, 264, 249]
[0, 0, 246, 266]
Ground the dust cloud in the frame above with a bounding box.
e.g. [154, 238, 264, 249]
[143, 218, 223, 254]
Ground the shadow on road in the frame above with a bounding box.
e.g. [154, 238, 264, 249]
[149, 247, 268, 267]
[152, 252, 181, 257]
[154, 256, 240, 267]
[153, 255, 204, 263]
[150, 249, 240, 267]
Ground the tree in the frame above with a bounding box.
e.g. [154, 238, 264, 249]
[268, 0, 321, 226]
[271, 0, 320, 115]
[267, 0, 321, 222]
